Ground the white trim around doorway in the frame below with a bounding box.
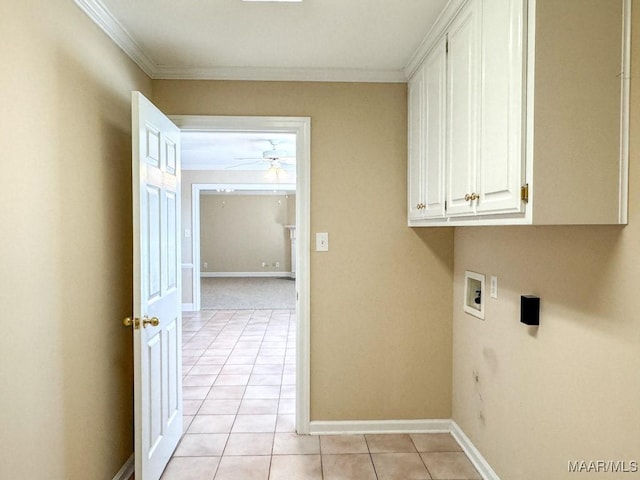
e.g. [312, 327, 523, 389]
[170, 115, 311, 435]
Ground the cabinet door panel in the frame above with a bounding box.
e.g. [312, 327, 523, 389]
[423, 41, 447, 218]
[408, 65, 425, 221]
[477, 0, 526, 215]
[446, 0, 479, 216]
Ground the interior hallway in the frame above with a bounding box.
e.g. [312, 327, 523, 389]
[156, 309, 480, 480]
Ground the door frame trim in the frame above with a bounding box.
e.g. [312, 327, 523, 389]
[171, 115, 311, 434]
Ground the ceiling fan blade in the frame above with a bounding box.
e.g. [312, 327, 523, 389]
[226, 160, 263, 169]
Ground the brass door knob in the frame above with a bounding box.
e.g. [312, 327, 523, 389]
[464, 194, 471, 201]
[123, 317, 140, 329]
[123, 316, 159, 329]
[143, 316, 160, 328]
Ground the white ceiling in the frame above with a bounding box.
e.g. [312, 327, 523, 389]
[76, 0, 449, 82]
[181, 131, 296, 172]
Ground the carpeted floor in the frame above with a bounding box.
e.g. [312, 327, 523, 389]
[201, 277, 296, 309]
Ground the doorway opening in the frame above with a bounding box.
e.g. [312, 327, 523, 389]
[171, 115, 310, 435]
[194, 183, 296, 311]
[198, 189, 296, 310]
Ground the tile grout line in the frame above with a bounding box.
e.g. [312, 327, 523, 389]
[363, 434, 378, 480]
[410, 435, 435, 480]
[227, 309, 262, 441]
[214, 309, 251, 479]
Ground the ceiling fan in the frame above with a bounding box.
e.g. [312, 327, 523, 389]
[226, 140, 296, 180]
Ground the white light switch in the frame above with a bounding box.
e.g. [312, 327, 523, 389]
[316, 232, 329, 252]
[490, 275, 498, 299]
[185, 229, 191, 238]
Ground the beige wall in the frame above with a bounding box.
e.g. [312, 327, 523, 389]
[200, 194, 293, 273]
[287, 193, 296, 225]
[452, 4, 640, 479]
[531, 0, 624, 224]
[154, 80, 455, 420]
[0, 1, 151, 479]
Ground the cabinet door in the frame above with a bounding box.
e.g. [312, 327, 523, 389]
[446, 0, 480, 216]
[423, 40, 447, 218]
[477, 0, 526, 215]
[408, 64, 425, 221]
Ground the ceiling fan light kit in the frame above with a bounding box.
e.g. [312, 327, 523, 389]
[265, 163, 288, 181]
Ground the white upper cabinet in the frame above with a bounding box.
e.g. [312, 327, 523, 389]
[476, 0, 525, 216]
[406, 0, 630, 226]
[446, 0, 479, 217]
[408, 62, 426, 221]
[423, 41, 447, 219]
[408, 39, 447, 221]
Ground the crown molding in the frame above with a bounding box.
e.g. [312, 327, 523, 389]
[153, 65, 407, 83]
[73, 0, 156, 77]
[404, 0, 467, 78]
[74, 0, 408, 83]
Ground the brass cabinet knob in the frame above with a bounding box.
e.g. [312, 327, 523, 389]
[143, 316, 160, 328]
[464, 193, 480, 202]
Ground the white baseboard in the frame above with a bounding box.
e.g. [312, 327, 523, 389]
[182, 303, 195, 311]
[201, 272, 294, 278]
[112, 454, 134, 480]
[451, 421, 500, 480]
[309, 419, 452, 435]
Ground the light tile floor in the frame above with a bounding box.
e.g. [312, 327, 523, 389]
[156, 309, 481, 480]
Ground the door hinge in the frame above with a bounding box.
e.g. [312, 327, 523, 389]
[444, 200, 447, 211]
[520, 184, 529, 203]
[446, 39, 449, 54]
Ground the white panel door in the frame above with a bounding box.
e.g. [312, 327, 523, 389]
[477, 0, 526, 215]
[423, 39, 447, 218]
[446, 0, 479, 216]
[131, 91, 182, 480]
